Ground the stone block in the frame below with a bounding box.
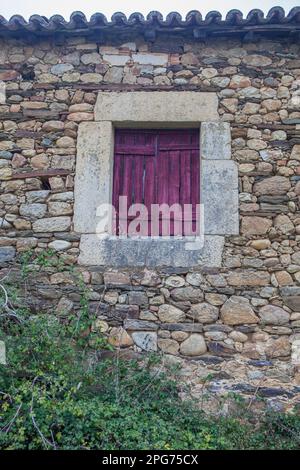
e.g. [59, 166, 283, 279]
[0, 246, 16, 264]
[74, 121, 113, 233]
[201, 122, 231, 160]
[132, 332, 157, 351]
[94, 91, 219, 123]
[0, 341, 6, 365]
[202, 160, 239, 235]
[32, 217, 71, 232]
[77, 234, 225, 268]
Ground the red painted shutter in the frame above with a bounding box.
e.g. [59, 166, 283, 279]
[113, 129, 199, 236]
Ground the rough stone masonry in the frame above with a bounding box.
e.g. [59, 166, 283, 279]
[1, 9, 300, 410]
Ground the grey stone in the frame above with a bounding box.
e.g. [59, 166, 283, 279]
[78, 234, 225, 268]
[204, 331, 227, 341]
[259, 305, 290, 325]
[113, 304, 139, 319]
[171, 286, 203, 302]
[94, 91, 219, 122]
[0, 247, 16, 264]
[124, 319, 158, 331]
[207, 341, 236, 357]
[55, 297, 74, 316]
[188, 303, 219, 323]
[211, 77, 230, 88]
[0, 218, 12, 229]
[127, 291, 148, 306]
[201, 122, 231, 160]
[292, 252, 300, 265]
[48, 192, 73, 202]
[132, 53, 168, 66]
[132, 332, 157, 351]
[238, 87, 261, 99]
[32, 217, 71, 232]
[165, 276, 185, 288]
[158, 338, 179, 354]
[242, 55, 272, 67]
[19, 203, 47, 219]
[104, 272, 130, 286]
[26, 189, 50, 204]
[81, 53, 102, 65]
[158, 304, 185, 323]
[283, 296, 300, 312]
[186, 272, 204, 287]
[103, 54, 130, 66]
[62, 51, 81, 65]
[48, 240, 71, 251]
[0, 150, 12, 159]
[280, 287, 300, 296]
[137, 270, 161, 287]
[203, 324, 232, 333]
[180, 334, 207, 356]
[196, 236, 225, 267]
[161, 323, 203, 332]
[51, 63, 74, 75]
[74, 122, 113, 233]
[104, 67, 123, 83]
[202, 160, 239, 235]
[0, 341, 6, 365]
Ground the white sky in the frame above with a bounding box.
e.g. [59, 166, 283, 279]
[1, 1, 299, 21]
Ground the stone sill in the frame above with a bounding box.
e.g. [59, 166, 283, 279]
[78, 233, 225, 268]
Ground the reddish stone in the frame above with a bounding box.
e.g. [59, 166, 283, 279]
[12, 154, 26, 168]
[0, 70, 20, 81]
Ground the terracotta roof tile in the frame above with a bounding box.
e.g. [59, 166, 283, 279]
[0, 8, 299, 37]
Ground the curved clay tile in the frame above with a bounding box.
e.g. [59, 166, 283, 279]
[146, 11, 164, 26]
[225, 9, 244, 25]
[127, 12, 145, 25]
[285, 6, 300, 23]
[111, 12, 128, 26]
[25, 15, 49, 31]
[165, 12, 183, 27]
[185, 10, 203, 26]
[5, 14, 28, 30]
[89, 13, 109, 27]
[266, 6, 286, 23]
[245, 9, 265, 24]
[0, 8, 299, 35]
[66, 11, 89, 30]
[204, 11, 222, 25]
[46, 15, 68, 31]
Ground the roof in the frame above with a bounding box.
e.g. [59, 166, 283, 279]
[0, 7, 300, 39]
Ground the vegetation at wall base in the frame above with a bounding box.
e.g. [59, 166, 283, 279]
[0, 255, 300, 450]
[0, 312, 300, 450]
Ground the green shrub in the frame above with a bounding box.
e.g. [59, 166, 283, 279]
[1, 312, 300, 450]
[1, 262, 300, 450]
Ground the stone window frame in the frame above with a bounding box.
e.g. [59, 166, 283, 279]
[74, 91, 238, 268]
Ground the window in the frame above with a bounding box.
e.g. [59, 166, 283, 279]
[113, 129, 200, 236]
[74, 91, 238, 267]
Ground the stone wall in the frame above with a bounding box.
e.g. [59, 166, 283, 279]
[1, 33, 300, 407]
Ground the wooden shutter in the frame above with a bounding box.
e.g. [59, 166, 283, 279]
[113, 129, 200, 236]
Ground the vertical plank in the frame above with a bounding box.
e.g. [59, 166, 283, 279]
[113, 128, 200, 237]
[133, 155, 144, 205]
